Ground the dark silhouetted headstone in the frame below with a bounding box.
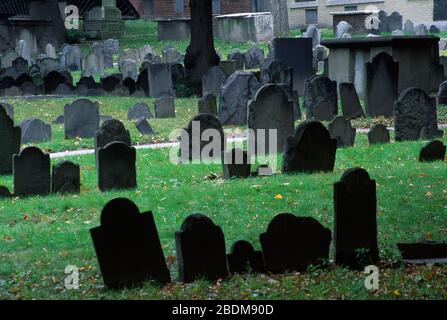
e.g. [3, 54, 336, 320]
[0, 107, 21, 174]
[90, 198, 171, 289]
[368, 124, 390, 145]
[52, 161, 80, 194]
[260, 213, 331, 273]
[148, 63, 175, 98]
[0, 103, 14, 120]
[94, 119, 131, 163]
[397, 242, 447, 264]
[304, 75, 338, 120]
[43, 71, 67, 94]
[310, 99, 335, 121]
[227, 240, 265, 274]
[222, 148, 251, 179]
[339, 82, 365, 119]
[260, 59, 292, 87]
[244, 46, 264, 69]
[328, 116, 356, 148]
[419, 140, 446, 162]
[227, 49, 244, 70]
[175, 214, 228, 283]
[154, 96, 176, 118]
[64, 99, 100, 139]
[19, 118, 51, 143]
[135, 119, 155, 135]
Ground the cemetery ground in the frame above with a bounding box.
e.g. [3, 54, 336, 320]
[0, 132, 446, 299]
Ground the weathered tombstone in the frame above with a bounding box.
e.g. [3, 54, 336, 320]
[179, 114, 225, 162]
[45, 43, 56, 59]
[387, 12, 403, 32]
[100, 74, 121, 92]
[52, 161, 80, 194]
[97, 142, 137, 192]
[0, 103, 14, 120]
[82, 52, 104, 76]
[162, 47, 182, 64]
[140, 45, 154, 62]
[94, 119, 131, 163]
[0, 107, 21, 174]
[128, 102, 153, 120]
[438, 81, 447, 105]
[219, 71, 260, 125]
[119, 49, 140, 69]
[222, 148, 251, 179]
[85, 88, 107, 97]
[77, 76, 98, 89]
[303, 75, 338, 120]
[104, 39, 120, 54]
[334, 168, 380, 269]
[328, 116, 356, 148]
[202, 66, 227, 97]
[90, 198, 171, 289]
[219, 60, 237, 77]
[282, 120, 337, 173]
[339, 82, 365, 119]
[19, 118, 51, 143]
[55, 83, 74, 95]
[244, 46, 264, 69]
[260, 213, 331, 273]
[198, 93, 217, 115]
[43, 71, 67, 94]
[135, 118, 155, 135]
[403, 20, 414, 34]
[304, 25, 320, 48]
[65, 46, 82, 71]
[12, 57, 28, 74]
[148, 63, 174, 98]
[394, 88, 441, 141]
[13, 147, 50, 197]
[227, 49, 244, 70]
[227, 240, 265, 274]
[260, 59, 292, 87]
[154, 96, 176, 118]
[414, 24, 428, 36]
[336, 21, 352, 39]
[20, 80, 38, 95]
[175, 214, 228, 283]
[368, 124, 390, 145]
[248, 84, 294, 155]
[365, 52, 399, 117]
[64, 99, 100, 139]
[121, 59, 138, 81]
[419, 140, 446, 162]
[0, 186, 11, 198]
[17, 39, 31, 63]
[430, 25, 440, 34]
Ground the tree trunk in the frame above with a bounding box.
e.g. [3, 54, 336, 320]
[184, 0, 220, 96]
[270, 0, 290, 37]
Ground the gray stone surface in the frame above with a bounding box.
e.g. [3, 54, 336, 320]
[135, 118, 155, 135]
[227, 49, 245, 70]
[403, 20, 414, 34]
[154, 96, 175, 118]
[260, 59, 292, 87]
[368, 124, 390, 145]
[304, 75, 338, 120]
[94, 119, 131, 163]
[128, 102, 153, 120]
[52, 161, 80, 194]
[148, 63, 174, 98]
[339, 82, 365, 120]
[19, 118, 51, 143]
[64, 99, 100, 139]
[439, 81, 447, 105]
[415, 24, 428, 36]
[202, 66, 227, 97]
[328, 116, 356, 148]
[336, 21, 352, 39]
[0, 106, 21, 174]
[244, 46, 264, 69]
[198, 93, 217, 115]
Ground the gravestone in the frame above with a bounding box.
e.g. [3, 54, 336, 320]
[222, 148, 251, 179]
[227, 49, 245, 70]
[219, 60, 237, 77]
[339, 83, 365, 119]
[403, 20, 414, 34]
[97, 142, 137, 192]
[303, 76, 338, 120]
[328, 116, 356, 148]
[12, 57, 28, 74]
[430, 25, 440, 34]
[334, 168, 380, 269]
[244, 46, 264, 69]
[202, 66, 227, 97]
[179, 114, 225, 162]
[368, 124, 390, 145]
[101, 75, 121, 92]
[260, 213, 331, 273]
[419, 140, 446, 162]
[140, 45, 154, 62]
[19, 118, 51, 143]
[16, 74, 33, 87]
[154, 96, 176, 118]
[260, 59, 292, 87]
[336, 21, 352, 39]
[52, 161, 80, 194]
[121, 59, 138, 81]
[218, 71, 260, 125]
[162, 47, 182, 64]
[304, 25, 320, 48]
[0, 103, 14, 120]
[55, 83, 73, 95]
[198, 93, 217, 115]
[95, 119, 131, 163]
[175, 214, 228, 283]
[135, 118, 155, 135]
[0, 186, 11, 198]
[123, 77, 136, 95]
[414, 24, 428, 36]
[128, 102, 153, 120]
[0, 107, 21, 174]
[365, 52, 399, 118]
[82, 52, 104, 76]
[64, 99, 100, 139]
[227, 240, 265, 274]
[43, 71, 67, 94]
[45, 43, 56, 59]
[119, 49, 140, 69]
[247, 84, 294, 155]
[282, 120, 337, 173]
[77, 76, 97, 90]
[90, 198, 171, 289]
[438, 81, 447, 105]
[17, 40, 30, 63]
[148, 63, 174, 98]
[65, 46, 82, 71]
[394, 88, 441, 141]
[13, 147, 50, 197]
[387, 12, 403, 32]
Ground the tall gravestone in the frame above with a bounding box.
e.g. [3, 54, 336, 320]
[365, 52, 398, 117]
[52, 161, 80, 195]
[64, 99, 100, 139]
[94, 119, 131, 164]
[202, 66, 227, 97]
[13, 147, 50, 197]
[303, 75, 338, 120]
[148, 63, 174, 98]
[334, 168, 380, 269]
[248, 84, 294, 155]
[175, 214, 228, 283]
[339, 83, 365, 119]
[260, 213, 331, 273]
[90, 198, 171, 289]
[0, 107, 21, 175]
[244, 46, 264, 69]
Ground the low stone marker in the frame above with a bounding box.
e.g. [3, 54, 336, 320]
[328, 116, 356, 148]
[419, 140, 446, 162]
[94, 119, 131, 164]
[367, 124, 390, 145]
[128, 102, 153, 120]
[19, 118, 51, 143]
[135, 119, 155, 135]
[52, 161, 80, 195]
[227, 240, 265, 274]
[222, 148, 251, 179]
[64, 99, 100, 139]
[154, 96, 175, 118]
[304, 75, 338, 120]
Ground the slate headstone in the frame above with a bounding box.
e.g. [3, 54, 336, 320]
[303, 75, 338, 120]
[148, 63, 174, 98]
[260, 59, 292, 87]
[64, 99, 100, 139]
[198, 93, 217, 115]
[419, 140, 446, 162]
[244, 47, 264, 69]
[202, 66, 227, 97]
[415, 24, 428, 36]
[94, 119, 131, 163]
[339, 83, 365, 119]
[52, 161, 80, 194]
[227, 240, 265, 274]
[328, 116, 356, 148]
[128, 102, 153, 120]
[154, 96, 175, 118]
[135, 118, 155, 135]
[0, 107, 21, 174]
[403, 20, 414, 34]
[367, 124, 390, 145]
[222, 148, 251, 179]
[227, 49, 245, 70]
[19, 118, 51, 143]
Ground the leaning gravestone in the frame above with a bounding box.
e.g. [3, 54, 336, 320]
[175, 214, 228, 283]
[222, 148, 251, 179]
[19, 118, 51, 143]
[178, 114, 225, 162]
[128, 102, 153, 120]
[334, 168, 380, 269]
[94, 120, 131, 163]
[135, 118, 155, 135]
[97, 142, 137, 192]
[90, 198, 171, 289]
[148, 63, 174, 98]
[202, 66, 227, 97]
[198, 93, 217, 115]
[365, 52, 398, 117]
[52, 161, 80, 194]
[154, 96, 175, 118]
[304, 75, 338, 120]
[64, 99, 100, 139]
[13, 147, 50, 197]
[282, 120, 337, 173]
[260, 213, 331, 273]
[247, 84, 294, 155]
[219, 71, 260, 125]
[368, 124, 390, 145]
[227, 49, 245, 70]
[260, 59, 292, 87]
[419, 140, 446, 162]
[227, 240, 265, 274]
[0, 107, 21, 175]
[244, 46, 264, 69]
[394, 88, 441, 141]
[339, 83, 365, 119]
[328, 116, 356, 148]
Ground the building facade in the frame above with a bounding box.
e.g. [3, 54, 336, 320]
[288, 0, 447, 29]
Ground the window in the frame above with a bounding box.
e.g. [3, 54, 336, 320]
[345, 6, 358, 12]
[305, 9, 318, 25]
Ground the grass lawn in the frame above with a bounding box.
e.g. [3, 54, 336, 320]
[0, 132, 446, 300]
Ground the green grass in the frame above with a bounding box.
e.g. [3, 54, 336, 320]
[0, 132, 446, 299]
